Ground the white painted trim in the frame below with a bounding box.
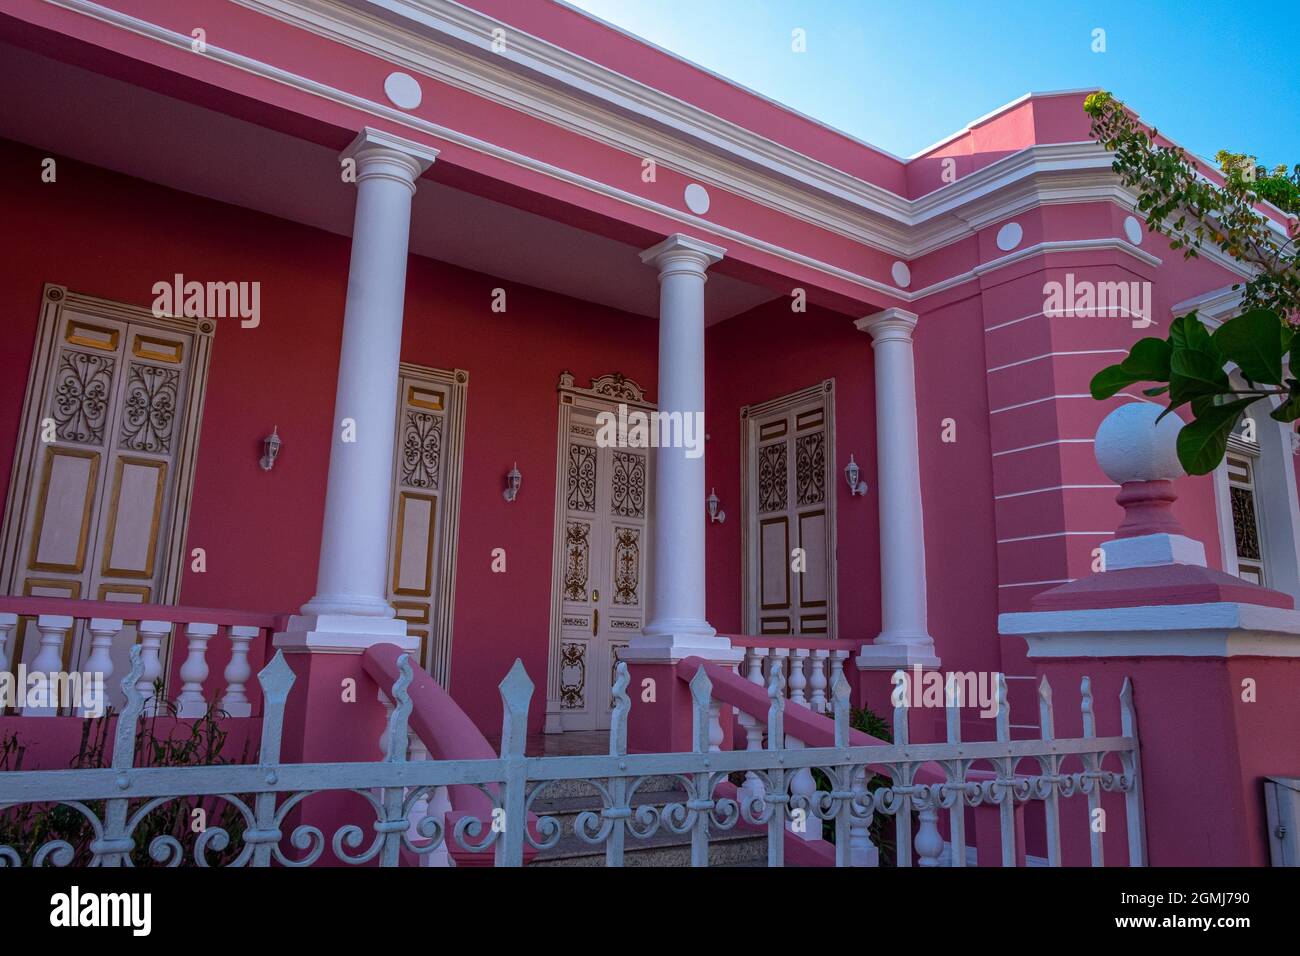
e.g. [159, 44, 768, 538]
[1001, 602, 1300, 658]
[992, 438, 1093, 457]
[994, 485, 1116, 501]
[985, 310, 1048, 333]
[997, 531, 1113, 544]
[998, 578, 1074, 589]
[990, 392, 1154, 415]
[987, 349, 1129, 375]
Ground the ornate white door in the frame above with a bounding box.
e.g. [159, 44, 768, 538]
[741, 381, 837, 637]
[551, 378, 653, 732]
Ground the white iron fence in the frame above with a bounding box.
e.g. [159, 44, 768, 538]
[0, 646, 1147, 867]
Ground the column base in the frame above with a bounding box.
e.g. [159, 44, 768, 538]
[300, 593, 396, 618]
[273, 613, 417, 655]
[624, 623, 743, 665]
[855, 638, 940, 670]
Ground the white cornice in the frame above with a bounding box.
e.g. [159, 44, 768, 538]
[38, 0, 1247, 305]
[230, 0, 1142, 257]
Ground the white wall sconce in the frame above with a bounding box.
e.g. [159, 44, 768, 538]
[706, 487, 726, 523]
[503, 462, 522, 502]
[260, 427, 282, 471]
[844, 454, 868, 496]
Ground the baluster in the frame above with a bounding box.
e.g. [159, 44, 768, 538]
[849, 767, 879, 866]
[688, 666, 714, 868]
[495, 660, 532, 867]
[744, 645, 766, 688]
[1080, 676, 1104, 867]
[1038, 676, 1061, 866]
[23, 614, 72, 716]
[136, 620, 170, 716]
[765, 667, 786, 868]
[808, 648, 829, 713]
[176, 622, 217, 718]
[944, 672, 967, 867]
[0, 612, 16, 676]
[1119, 678, 1148, 867]
[767, 648, 789, 701]
[82, 618, 122, 718]
[915, 794, 944, 867]
[788, 648, 809, 707]
[995, 673, 1017, 867]
[405, 737, 442, 866]
[219, 625, 258, 717]
[891, 669, 913, 867]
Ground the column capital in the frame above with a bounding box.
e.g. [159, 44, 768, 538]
[854, 307, 919, 346]
[639, 234, 726, 277]
[342, 127, 439, 191]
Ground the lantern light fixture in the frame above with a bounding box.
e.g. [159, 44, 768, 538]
[503, 462, 522, 502]
[706, 487, 726, 524]
[260, 427, 282, 472]
[844, 454, 868, 496]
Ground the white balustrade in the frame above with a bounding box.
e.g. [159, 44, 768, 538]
[0, 600, 274, 722]
[787, 648, 809, 707]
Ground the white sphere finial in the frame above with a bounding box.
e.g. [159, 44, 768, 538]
[1095, 403, 1185, 484]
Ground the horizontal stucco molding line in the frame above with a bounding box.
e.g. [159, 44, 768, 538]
[44, 0, 905, 307]
[908, 237, 1163, 302]
[993, 438, 1095, 457]
[986, 310, 1050, 333]
[987, 349, 1129, 375]
[990, 392, 1155, 415]
[998, 578, 1074, 589]
[996, 531, 1114, 544]
[1001, 602, 1300, 658]
[994, 485, 1117, 502]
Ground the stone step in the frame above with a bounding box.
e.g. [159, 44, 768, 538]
[528, 775, 686, 801]
[530, 824, 767, 868]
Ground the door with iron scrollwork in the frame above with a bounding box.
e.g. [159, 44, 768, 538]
[556, 408, 651, 730]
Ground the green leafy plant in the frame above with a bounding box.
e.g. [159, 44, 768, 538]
[1084, 92, 1299, 473]
[0, 695, 251, 866]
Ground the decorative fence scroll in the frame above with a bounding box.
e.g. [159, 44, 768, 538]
[0, 647, 1146, 867]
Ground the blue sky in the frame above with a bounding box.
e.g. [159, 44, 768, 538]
[565, 0, 1299, 168]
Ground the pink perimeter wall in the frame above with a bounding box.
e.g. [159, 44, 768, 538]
[0, 136, 658, 734]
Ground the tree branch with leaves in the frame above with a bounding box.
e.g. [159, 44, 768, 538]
[1084, 91, 1300, 474]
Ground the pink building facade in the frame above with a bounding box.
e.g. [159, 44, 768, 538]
[0, 0, 1296, 869]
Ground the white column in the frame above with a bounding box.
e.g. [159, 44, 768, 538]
[625, 235, 739, 664]
[279, 129, 434, 655]
[853, 308, 938, 669]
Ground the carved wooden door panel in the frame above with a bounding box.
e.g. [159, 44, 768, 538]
[385, 366, 467, 688]
[2, 289, 211, 711]
[744, 387, 835, 637]
[557, 409, 650, 730]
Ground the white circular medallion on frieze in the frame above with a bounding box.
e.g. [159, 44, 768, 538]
[1124, 215, 1144, 245]
[384, 72, 423, 110]
[996, 221, 1023, 251]
[684, 183, 711, 214]
[891, 261, 911, 288]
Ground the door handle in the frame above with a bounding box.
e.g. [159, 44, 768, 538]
[592, 608, 599, 636]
